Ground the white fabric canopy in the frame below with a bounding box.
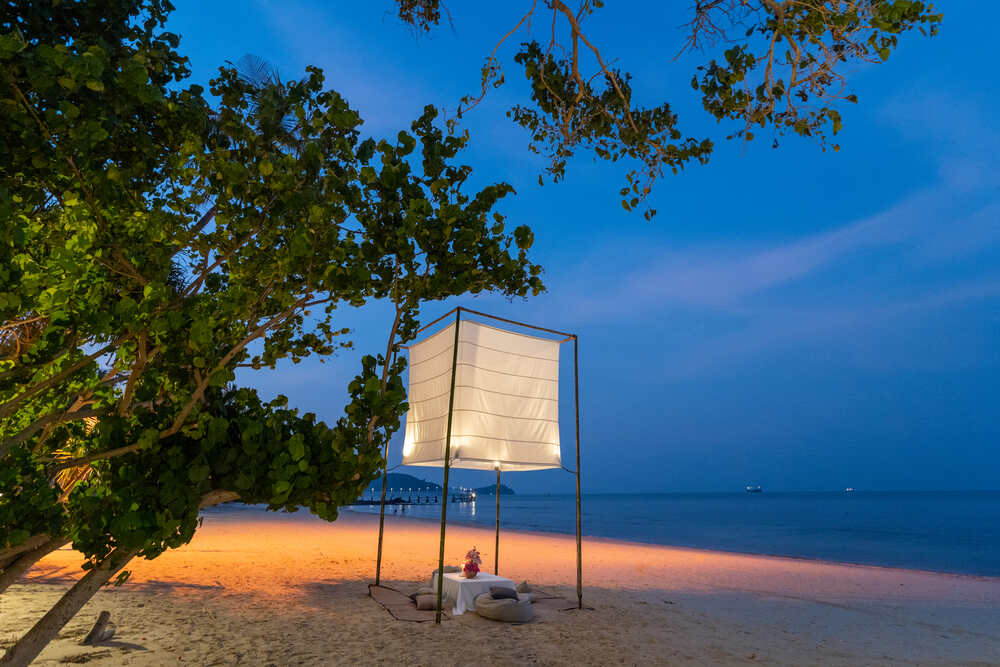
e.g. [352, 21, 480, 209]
[402, 319, 562, 472]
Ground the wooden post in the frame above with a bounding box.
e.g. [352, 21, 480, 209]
[374, 455, 389, 586]
[435, 308, 462, 624]
[574, 335, 583, 609]
[495, 467, 501, 575]
[373, 306, 403, 586]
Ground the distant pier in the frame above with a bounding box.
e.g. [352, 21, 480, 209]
[350, 489, 477, 506]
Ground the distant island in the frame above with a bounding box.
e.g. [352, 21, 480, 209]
[473, 482, 515, 496]
[368, 472, 514, 496]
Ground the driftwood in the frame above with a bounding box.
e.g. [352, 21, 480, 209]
[80, 611, 115, 646]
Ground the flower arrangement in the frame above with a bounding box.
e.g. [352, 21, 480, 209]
[462, 546, 482, 578]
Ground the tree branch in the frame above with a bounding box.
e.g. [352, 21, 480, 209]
[0, 343, 115, 421]
[116, 333, 148, 417]
[457, 0, 538, 117]
[0, 407, 105, 460]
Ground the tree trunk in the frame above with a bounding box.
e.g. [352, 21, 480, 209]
[0, 489, 238, 666]
[0, 537, 69, 595]
[198, 489, 239, 509]
[0, 534, 52, 563]
[0, 548, 137, 667]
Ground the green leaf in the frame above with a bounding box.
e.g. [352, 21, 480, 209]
[288, 435, 305, 462]
[513, 225, 534, 249]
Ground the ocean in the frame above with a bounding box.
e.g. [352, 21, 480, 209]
[337, 491, 1000, 577]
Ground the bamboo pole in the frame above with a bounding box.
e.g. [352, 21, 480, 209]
[434, 308, 462, 624]
[495, 467, 501, 575]
[400, 309, 573, 351]
[574, 335, 583, 609]
[459, 306, 575, 338]
[374, 461, 389, 586]
[373, 307, 403, 587]
[412, 307, 458, 337]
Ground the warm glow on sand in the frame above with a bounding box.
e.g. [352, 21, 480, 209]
[27, 510, 998, 604]
[4, 510, 999, 665]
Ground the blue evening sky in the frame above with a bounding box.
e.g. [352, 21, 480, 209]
[167, 2, 998, 494]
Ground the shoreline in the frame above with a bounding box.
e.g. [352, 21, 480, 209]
[20, 508, 1000, 604]
[4, 510, 999, 665]
[345, 506, 1000, 583]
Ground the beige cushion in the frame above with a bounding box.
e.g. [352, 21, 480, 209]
[474, 592, 535, 623]
[414, 594, 437, 610]
[516, 580, 532, 593]
[490, 586, 518, 600]
[516, 592, 534, 603]
[428, 566, 461, 585]
[410, 586, 436, 600]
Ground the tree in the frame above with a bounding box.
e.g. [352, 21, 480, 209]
[394, 0, 942, 218]
[1, 385, 397, 666]
[0, 1, 542, 663]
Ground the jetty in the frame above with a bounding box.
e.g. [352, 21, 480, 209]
[349, 489, 477, 506]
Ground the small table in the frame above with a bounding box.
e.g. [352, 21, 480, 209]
[430, 572, 515, 615]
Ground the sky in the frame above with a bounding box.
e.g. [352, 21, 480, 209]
[167, 2, 999, 494]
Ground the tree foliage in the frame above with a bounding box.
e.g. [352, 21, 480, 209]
[0, 0, 540, 581]
[397, 0, 942, 218]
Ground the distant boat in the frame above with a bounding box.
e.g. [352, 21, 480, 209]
[745, 485, 762, 494]
[845, 487, 855, 492]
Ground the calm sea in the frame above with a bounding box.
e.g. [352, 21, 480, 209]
[339, 491, 1000, 577]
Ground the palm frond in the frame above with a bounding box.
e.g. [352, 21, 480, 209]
[234, 54, 281, 88]
[50, 416, 99, 502]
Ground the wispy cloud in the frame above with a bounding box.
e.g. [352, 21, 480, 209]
[555, 184, 996, 319]
[664, 276, 1000, 377]
[536, 91, 1000, 376]
[620, 189, 945, 309]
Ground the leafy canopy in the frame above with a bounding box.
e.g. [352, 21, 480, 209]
[396, 0, 941, 218]
[0, 0, 541, 568]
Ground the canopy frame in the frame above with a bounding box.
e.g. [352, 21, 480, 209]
[372, 306, 583, 622]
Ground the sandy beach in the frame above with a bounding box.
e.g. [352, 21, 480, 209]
[2, 510, 999, 665]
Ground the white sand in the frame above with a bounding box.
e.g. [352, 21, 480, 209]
[2, 510, 999, 665]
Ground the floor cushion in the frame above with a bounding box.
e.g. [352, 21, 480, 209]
[410, 586, 436, 601]
[490, 586, 518, 600]
[474, 592, 536, 623]
[414, 594, 438, 610]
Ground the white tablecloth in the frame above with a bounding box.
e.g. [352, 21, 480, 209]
[430, 572, 516, 615]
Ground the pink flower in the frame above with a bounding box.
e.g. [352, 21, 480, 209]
[462, 546, 482, 576]
[463, 546, 482, 566]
